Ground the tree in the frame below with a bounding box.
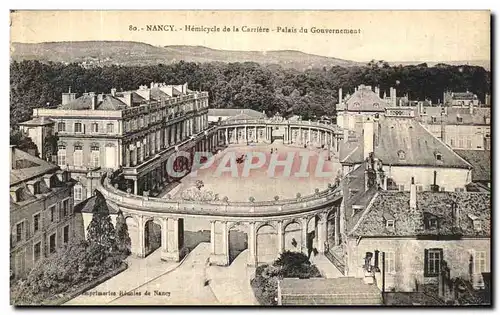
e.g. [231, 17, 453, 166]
[115, 211, 131, 256]
[86, 190, 117, 252]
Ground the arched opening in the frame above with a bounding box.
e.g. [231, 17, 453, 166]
[256, 224, 278, 265]
[228, 223, 248, 265]
[144, 219, 161, 257]
[182, 218, 210, 255]
[307, 216, 319, 257]
[283, 221, 302, 253]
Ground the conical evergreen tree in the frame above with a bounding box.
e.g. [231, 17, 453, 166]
[115, 211, 131, 256]
[86, 190, 117, 252]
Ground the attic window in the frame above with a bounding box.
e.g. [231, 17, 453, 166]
[373, 103, 380, 108]
[428, 218, 438, 229]
[473, 220, 482, 231]
[397, 150, 406, 160]
[386, 220, 395, 229]
[457, 116, 463, 123]
[353, 102, 360, 108]
[435, 152, 443, 162]
[431, 116, 437, 123]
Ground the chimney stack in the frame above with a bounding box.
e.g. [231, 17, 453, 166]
[61, 86, 76, 105]
[10, 145, 16, 170]
[111, 88, 117, 97]
[410, 177, 417, 209]
[363, 117, 375, 160]
[338, 88, 343, 106]
[375, 86, 380, 97]
[90, 92, 97, 110]
[390, 87, 397, 107]
[469, 101, 474, 115]
[451, 202, 460, 228]
[343, 129, 349, 143]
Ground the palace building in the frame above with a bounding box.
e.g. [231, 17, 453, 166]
[19, 83, 210, 203]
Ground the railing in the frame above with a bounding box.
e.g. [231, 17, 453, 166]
[98, 172, 342, 217]
[325, 250, 346, 275]
[219, 119, 341, 133]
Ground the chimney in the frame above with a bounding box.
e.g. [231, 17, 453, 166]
[43, 173, 54, 188]
[98, 93, 104, 103]
[338, 88, 343, 106]
[469, 101, 474, 115]
[451, 202, 460, 227]
[111, 88, 117, 97]
[363, 117, 375, 160]
[122, 92, 133, 106]
[390, 87, 397, 107]
[10, 145, 16, 170]
[90, 92, 97, 110]
[375, 86, 380, 97]
[61, 87, 76, 105]
[410, 177, 417, 209]
[343, 129, 349, 143]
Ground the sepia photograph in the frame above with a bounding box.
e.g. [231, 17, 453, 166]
[8, 10, 491, 306]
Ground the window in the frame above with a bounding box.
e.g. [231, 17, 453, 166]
[106, 123, 114, 133]
[384, 251, 396, 273]
[428, 218, 438, 229]
[91, 123, 99, 133]
[353, 102, 360, 108]
[466, 139, 472, 149]
[90, 146, 100, 168]
[398, 184, 405, 191]
[74, 122, 82, 133]
[386, 220, 395, 229]
[450, 138, 455, 147]
[474, 220, 482, 231]
[63, 225, 69, 244]
[431, 116, 437, 123]
[397, 150, 406, 160]
[49, 205, 56, 222]
[457, 138, 464, 148]
[57, 122, 66, 132]
[74, 186, 83, 201]
[49, 233, 56, 254]
[33, 242, 41, 263]
[16, 221, 24, 242]
[33, 213, 40, 233]
[457, 116, 463, 123]
[416, 185, 424, 192]
[57, 145, 66, 167]
[455, 187, 465, 192]
[474, 251, 487, 274]
[435, 153, 442, 161]
[373, 103, 380, 108]
[62, 199, 69, 217]
[425, 248, 442, 277]
[440, 187, 446, 192]
[73, 145, 83, 167]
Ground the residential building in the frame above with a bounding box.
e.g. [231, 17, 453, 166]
[10, 146, 76, 280]
[454, 150, 491, 190]
[416, 105, 491, 151]
[19, 82, 210, 202]
[443, 91, 480, 107]
[339, 115, 473, 192]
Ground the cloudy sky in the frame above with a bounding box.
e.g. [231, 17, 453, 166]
[10, 10, 490, 62]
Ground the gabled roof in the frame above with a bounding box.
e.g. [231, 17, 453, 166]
[18, 116, 55, 126]
[340, 117, 472, 169]
[58, 94, 129, 110]
[10, 148, 58, 186]
[342, 85, 386, 112]
[208, 108, 266, 119]
[455, 150, 491, 182]
[349, 191, 491, 238]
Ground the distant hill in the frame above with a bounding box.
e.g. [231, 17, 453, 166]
[10, 41, 490, 71]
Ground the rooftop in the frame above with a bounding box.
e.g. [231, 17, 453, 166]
[10, 148, 59, 186]
[208, 108, 266, 119]
[455, 150, 491, 182]
[349, 191, 491, 238]
[340, 117, 472, 169]
[340, 85, 387, 112]
[419, 106, 490, 125]
[18, 116, 55, 126]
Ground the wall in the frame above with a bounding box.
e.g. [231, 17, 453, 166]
[383, 165, 471, 191]
[422, 124, 490, 151]
[346, 237, 490, 292]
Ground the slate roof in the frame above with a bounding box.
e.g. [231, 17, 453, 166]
[150, 88, 172, 101]
[58, 94, 130, 110]
[419, 107, 490, 126]
[74, 194, 119, 214]
[341, 85, 387, 112]
[10, 148, 58, 186]
[18, 116, 55, 126]
[455, 150, 491, 182]
[279, 278, 382, 305]
[349, 191, 491, 238]
[340, 117, 472, 169]
[208, 108, 266, 119]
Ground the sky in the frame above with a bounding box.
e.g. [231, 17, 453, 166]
[10, 10, 491, 62]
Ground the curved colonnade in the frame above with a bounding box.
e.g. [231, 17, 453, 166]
[97, 119, 343, 266]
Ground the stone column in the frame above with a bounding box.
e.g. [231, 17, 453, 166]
[161, 218, 180, 262]
[136, 216, 146, 258]
[210, 220, 216, 254]
[209, 221, 230, 266]
[334, 212, 340, 246]
[248, 222, 257, 266]
[125, 147, 130, 167]
[277, 221, 284, 255]
[160, 217, 169, 260]
[244, 126, 247, 142]
[308, 128, 312, 143]
[225, 128, 229, 145]
[133, 179, 138, 195]
[317, 212, 328, 253]
[301, 217, 309, 256]
[234, 127, 237, 143]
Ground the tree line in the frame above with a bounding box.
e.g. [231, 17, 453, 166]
[10, 59, 491, 129]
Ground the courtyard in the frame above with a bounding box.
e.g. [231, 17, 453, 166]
[169, 141, 341, 202]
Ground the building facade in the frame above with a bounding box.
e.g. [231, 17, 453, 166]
[19, 83, 210, 203]
[10, 146, 76, 280]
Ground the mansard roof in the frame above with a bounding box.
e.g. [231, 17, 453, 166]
[343, 85, 387, 112]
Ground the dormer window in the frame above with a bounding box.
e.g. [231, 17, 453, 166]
[431, 116, 437, 123]
[457, 116, 463, 123]
[373, 103, 380, 108]
[429, 218, 438, 229]
[474, 220, 482, 231]
[397, 150, 406, 160]
[386, 220, 395, 229]
[353, 102, 360, 108]
[435, 152, 443, 162]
